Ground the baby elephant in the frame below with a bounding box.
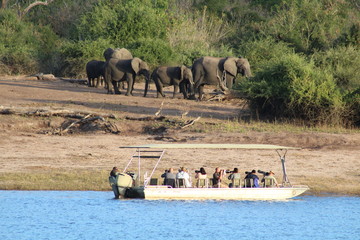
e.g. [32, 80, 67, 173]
[86, 60, 106, 88]
[145, 65, 195, 99]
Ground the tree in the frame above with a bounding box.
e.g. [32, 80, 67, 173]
[0, 0, 55, 17]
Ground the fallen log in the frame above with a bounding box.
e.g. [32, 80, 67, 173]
[181, 117, 201, 129]
[0, 106, 116, 119]
[125, 116, 166, 121]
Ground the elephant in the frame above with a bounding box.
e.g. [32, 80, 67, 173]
[103, 47, 132, 61]
[144, 65, 195, 99]
[192, 56, 252, 100]
[85, 60, 106, 88]
[104, 57, 150, 96]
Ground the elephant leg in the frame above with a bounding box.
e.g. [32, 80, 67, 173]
[198, 85, 205, 101]
[112, 81, 121, 94]
[173, 84, 179, 98]
[125, 74, 134, 96]
[87, 77, 91, 87]
[95, 77, 100, 88]
[154, 77, 165, 98]
[225, 74, 235, 90]
[179, 81, 188, 99]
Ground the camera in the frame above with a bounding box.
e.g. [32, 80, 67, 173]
[226, 170, 233, 174]
[257, 170, 269, 176]
[195, 170, 200, 173]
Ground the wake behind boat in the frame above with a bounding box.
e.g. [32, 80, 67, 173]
[109, 144, 309, 200]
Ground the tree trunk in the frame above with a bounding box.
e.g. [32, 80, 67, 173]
[1, 0, 8, 9]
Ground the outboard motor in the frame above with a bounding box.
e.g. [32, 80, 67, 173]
[115, 173, 134, 198]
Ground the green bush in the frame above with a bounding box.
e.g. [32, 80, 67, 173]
[127, 38, 174, 67]
[343, 88, 360, 126]
[0, 10, 61, 75]
[235, 53, 344, 125]
[0, 10, 38, 74]
[237, 37, 294, 73]
[59, 38, 112, 77]
[312, 46, 360, 91]
[261, 0, 354, 54]
[77, 0, 169, 46]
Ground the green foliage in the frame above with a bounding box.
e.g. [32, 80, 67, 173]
[236, 53, 344, 125]
[343, 88, 360, 126]
[0, 9, 37, 74]
[60, 38, 112, 77]
[312, 46, 360, 91]
[77, 0, 169, 46]
[237, 38, 294, 72]
[262, 0, 354, 54]
[127, 38, 174, 67]
[0, 9, 60, 74]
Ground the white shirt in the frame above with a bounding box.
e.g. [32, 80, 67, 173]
[176, 171, 191, 187]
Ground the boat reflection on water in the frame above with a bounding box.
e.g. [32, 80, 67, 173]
[109, 144, 309, 200]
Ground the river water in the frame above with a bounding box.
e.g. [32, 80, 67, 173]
[0, 191, 359, 240]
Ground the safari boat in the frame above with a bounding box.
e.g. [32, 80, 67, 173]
[109, 144, 309, 200]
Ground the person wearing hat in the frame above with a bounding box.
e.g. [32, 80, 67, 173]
[176, 167, 191, 187]
[110, 167, 119, 177]
[263, 171, 279, 187]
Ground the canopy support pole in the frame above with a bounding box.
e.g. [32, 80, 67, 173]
[144, 150, 165, 186]
[276, 149, 292, 187]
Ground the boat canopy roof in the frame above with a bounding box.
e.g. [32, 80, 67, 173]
[120, 144, 299, 150]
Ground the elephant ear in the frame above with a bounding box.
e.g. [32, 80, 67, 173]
[131, 58, 141, 74]
[223, 57, 237, 76]
[180, 65, 187, 80]
[103, 48, 114, 61]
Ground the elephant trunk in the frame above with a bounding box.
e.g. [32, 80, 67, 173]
[143, 71, 151, 97]
[219, 79, 228, 92]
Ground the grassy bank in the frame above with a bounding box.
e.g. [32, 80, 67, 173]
[1, 171, 359, 196]
[0, 171, 110, 191]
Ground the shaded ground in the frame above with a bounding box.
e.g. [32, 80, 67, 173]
[1, 75, 359, 195]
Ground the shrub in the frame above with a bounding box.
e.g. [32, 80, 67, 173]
[59, 38, 112, 77]
[235, 53, 344, 125]
[312, 46, 360, 91]
[237, 37, 294, 73]
[0, 10, 38, 74]
[77, 0, 169, 46]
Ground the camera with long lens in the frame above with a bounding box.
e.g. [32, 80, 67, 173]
[225, 170, 233, 173]
[257, 170, 269, 176]
[195, 170, 200, 173]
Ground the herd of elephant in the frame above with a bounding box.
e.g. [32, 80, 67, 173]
[86, 48, 252, 100]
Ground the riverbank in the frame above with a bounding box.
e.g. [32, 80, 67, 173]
[1, 76, 359, 196]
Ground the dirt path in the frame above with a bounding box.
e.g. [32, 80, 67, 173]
[1, 76, 359, 195]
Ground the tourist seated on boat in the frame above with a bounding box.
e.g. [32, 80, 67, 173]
[161, 168, 176, 188]
[212, 167, 228, 188]
[195, 167, 207, 187]
[244, 170, 259, 188]
[227, 168, 241, 188]
[176, 167, 191, 187]
[263, 171, 279, 188]
[110, 167, 119, 177]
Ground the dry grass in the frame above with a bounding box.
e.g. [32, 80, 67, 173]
[0, 170, 110, 191]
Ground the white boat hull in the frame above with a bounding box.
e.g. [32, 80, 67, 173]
[144, 186, 309, 200]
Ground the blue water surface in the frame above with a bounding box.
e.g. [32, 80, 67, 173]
[0, 191, 359, 240]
